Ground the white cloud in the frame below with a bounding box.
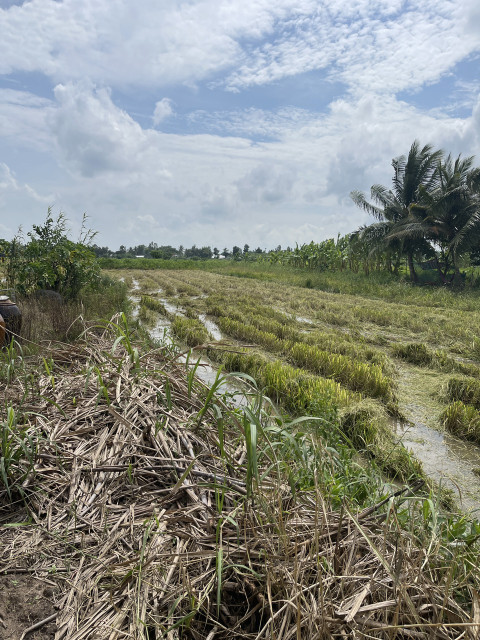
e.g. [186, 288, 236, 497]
[223, 1, 480, 93]
[50, 81, 148, 177]
[153, 98, 173, 126]
[1, 0, 477, 97]
[0, 162, 19, 192]
[0, 89, 54, 148]
[236, 164, 296, 203]
[1, 1, 480, 249]
[0, 162, 54, 234]
[0, 0, 313, 87]
[136, 214, 156, 225]
[0, 77, 478, 248]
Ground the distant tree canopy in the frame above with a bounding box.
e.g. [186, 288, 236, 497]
[150, 246, 178, 260]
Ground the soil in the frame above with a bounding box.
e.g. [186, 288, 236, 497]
[0, 575, 57, 640]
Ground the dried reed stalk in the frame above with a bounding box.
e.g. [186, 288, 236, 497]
[0, 325, 477, 639]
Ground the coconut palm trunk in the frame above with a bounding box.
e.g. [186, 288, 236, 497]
[407, 251, 418, 282]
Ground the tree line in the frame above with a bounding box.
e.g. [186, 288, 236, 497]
[92, 243, 268, 260]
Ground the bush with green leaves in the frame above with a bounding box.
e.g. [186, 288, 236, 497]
[5, 210, 100, 300]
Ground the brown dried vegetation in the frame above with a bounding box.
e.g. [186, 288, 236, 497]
[0, 321, 478, 638]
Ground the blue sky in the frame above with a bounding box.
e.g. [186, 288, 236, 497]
[0, 0, 479, 250]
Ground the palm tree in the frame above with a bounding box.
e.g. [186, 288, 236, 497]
[351, 141, 443, 281]
[389, 154, 480, 286]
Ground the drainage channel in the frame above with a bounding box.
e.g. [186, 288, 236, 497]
[133, 295, 252, 409]
[393, 419, 480, 512]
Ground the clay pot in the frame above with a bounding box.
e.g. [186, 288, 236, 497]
[0, 314, 5, 347]
[0, 296, 22, 346]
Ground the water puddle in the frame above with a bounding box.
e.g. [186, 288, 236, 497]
[394, 419, 480, 512]
[198, 314, 224, 341]
[148, 318, 175, 348]
[177, 353, 250, 408]
[296, 315, 314, 325]
[160, 298, 184, 316]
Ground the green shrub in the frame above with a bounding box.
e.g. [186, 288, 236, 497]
[392, 342, 433, 365]
[5, 210, 100, 300]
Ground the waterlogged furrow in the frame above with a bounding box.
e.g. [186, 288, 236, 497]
[107, 267, 480, 504]
[117, 269, 435, 489]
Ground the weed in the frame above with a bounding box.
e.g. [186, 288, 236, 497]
[0, 406, 38, 499]
[140, 295, 167, 315]
[392, 342, 433, 365]
[339, 400, 424, 482]
[446, 376, 480, 409]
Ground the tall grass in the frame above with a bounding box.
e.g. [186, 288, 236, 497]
[447, 376, 480, 408]
[140, 295, 167, 315]
[17, 275, 129, 346]
[339, 400, 424, 482]
[0, 406, 39, 499]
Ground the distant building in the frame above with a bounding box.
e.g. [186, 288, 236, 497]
[135, 255, 145, 258]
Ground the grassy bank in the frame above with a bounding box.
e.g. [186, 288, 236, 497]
[101, 257, 480, 310]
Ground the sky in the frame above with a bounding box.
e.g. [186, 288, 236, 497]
[0, 0, 479, 251]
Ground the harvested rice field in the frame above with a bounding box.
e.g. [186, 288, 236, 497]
[111, 267, 480, 510]
[2, 271, 480, 638]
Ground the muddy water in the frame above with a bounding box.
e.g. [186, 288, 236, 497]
[198, 314, 223, 341]
[394, 420, 480, 512]
[132, 295, 250, 408]
[395, 364, 480, 512]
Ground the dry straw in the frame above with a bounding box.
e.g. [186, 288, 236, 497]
[0, 321, 478, 639]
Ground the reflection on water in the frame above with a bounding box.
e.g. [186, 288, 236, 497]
[198, 314, 223, 341]
[159, 297, 183, 316]
[393, 419, 480, 512]
[177, 353, 250, 408]
[296, 315, 314, 325]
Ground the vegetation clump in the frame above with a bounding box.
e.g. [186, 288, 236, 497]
[171, 315, 211, 347]
[4, 210, 100, 300]
[140, 294, 167, 315]
[392, 342, 433, 365]
[339, 400, 424, 482]
[441, 400, 480, 443]
[447, 376, 480, 409]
